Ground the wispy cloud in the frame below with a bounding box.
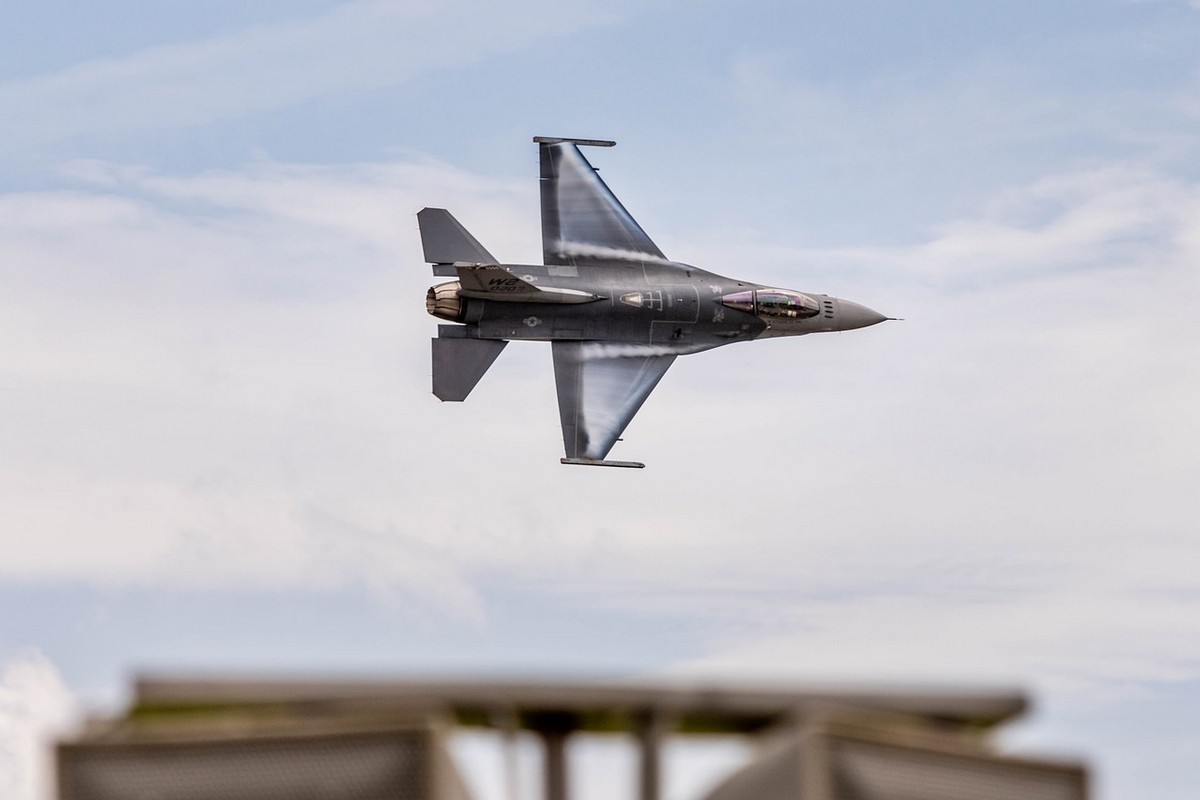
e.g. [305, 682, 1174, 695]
[727, 38, 1197, 161]
[716, 31, 1200, 249]
[725, 165, 1200, 288]
[0, 0, 613, 147]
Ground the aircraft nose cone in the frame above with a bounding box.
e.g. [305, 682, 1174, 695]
[836, 299, 888, 330]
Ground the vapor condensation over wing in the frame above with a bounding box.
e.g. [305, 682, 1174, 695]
[540, 142, 666, 265]
[552, 341, 676, 460]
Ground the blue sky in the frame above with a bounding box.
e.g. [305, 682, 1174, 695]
[2, 1, 1200, 798]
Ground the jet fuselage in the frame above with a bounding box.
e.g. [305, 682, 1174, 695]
[427, 260, 884, 352]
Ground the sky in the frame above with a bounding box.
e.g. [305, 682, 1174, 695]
[1, 0, 1199, 797]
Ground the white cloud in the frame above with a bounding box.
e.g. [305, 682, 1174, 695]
[0, 651, 78, 800]
[0, 154, 541, 618]
[661, 583, 1200, 700]
[552, 167, 1200, 702]
[3, 148, 1199, 704]
[694, 165, 1199, 287]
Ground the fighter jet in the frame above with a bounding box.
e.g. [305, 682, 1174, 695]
[421, 137, 889, 468]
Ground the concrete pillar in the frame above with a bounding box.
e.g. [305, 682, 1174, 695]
[541, 728, 569, 800]
[635, 709, 667, 800]
[489, 708, 521, 800]
[798, 716, 833, 800]
[529, 712, 578, 800]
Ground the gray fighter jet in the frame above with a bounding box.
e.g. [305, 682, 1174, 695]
[422, 137, 889, 468]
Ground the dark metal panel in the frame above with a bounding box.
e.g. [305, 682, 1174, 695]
[417, 207, 497, 265]
[533, 136, 617, 147]
[432, 337, 507, 401]
[436, 324, 470, 339]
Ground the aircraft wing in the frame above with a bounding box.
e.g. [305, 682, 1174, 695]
[537, 138, 667, 266]
[552, 341, 675, 468]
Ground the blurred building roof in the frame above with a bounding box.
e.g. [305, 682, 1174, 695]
[130, 674, 1027, 734]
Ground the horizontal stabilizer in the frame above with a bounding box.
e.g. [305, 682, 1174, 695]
[432, 337, 507, 401]
[418, 208, 497, 265]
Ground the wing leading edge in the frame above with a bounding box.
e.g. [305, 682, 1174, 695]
[552, 342, 675, 468]
[538, 139, 666, 266]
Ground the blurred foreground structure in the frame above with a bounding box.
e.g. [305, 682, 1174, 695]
[57, 676, 1088, 800]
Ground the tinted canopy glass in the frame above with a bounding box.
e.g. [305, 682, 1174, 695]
[720, 289, 820, 319]
[719, 290, 755, 313]
[757, 290, 820, 319]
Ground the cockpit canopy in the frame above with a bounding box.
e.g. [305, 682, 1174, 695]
[720, 289, 821, 319]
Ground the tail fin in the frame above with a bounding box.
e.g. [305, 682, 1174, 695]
[432, 330, 507, 401]
[418, 208, 496, 265]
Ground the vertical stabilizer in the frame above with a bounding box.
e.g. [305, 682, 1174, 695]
[418, 208, 497, 265]
[432, 337, 507, 401]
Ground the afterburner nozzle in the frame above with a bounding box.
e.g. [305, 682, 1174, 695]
[426, 281, 465, 321]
